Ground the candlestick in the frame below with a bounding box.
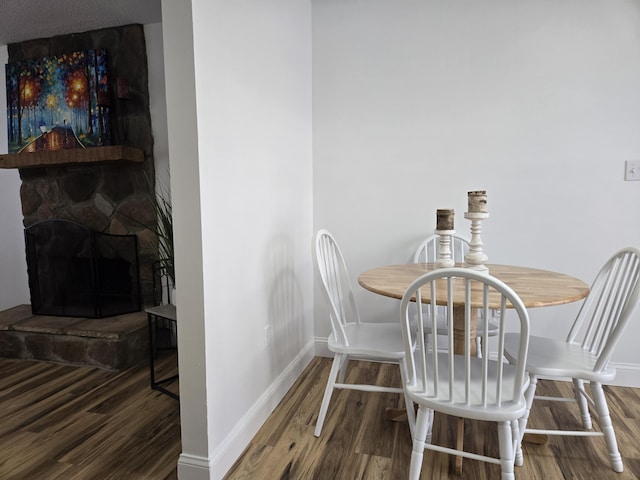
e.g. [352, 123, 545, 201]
[434, 209, 455, 268]
[464, 211, 489, 273]
[436, 208, 455, 231]
[434, 229, 455, 268]
[468, 190, 487, 213]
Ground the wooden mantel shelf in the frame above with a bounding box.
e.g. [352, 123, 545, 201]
[0, 145, 144, 169]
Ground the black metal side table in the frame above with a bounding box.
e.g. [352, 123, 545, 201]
[146, 304, 179, 400]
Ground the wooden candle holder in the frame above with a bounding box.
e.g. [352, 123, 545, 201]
[464, 212, 489, 273]
[434, 229, 456, 268]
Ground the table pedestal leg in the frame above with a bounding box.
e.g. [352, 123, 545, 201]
[455, 417, 465, 474]
[452, 306, 477, 474]
[453, 306, 477, 357]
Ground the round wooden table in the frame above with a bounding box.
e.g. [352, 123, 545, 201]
[359, 263, 589, 355]
[359, 263, 589, 308]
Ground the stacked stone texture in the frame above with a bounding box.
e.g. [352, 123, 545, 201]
[9, 24, 158, 306]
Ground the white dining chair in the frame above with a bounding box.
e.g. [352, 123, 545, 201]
[313, 229, 416, 438]
[413, 234, 499, 355]
[399, 267, 530, 480]
[504, 247, 640, 473]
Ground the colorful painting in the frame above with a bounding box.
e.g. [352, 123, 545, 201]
[5, 50, 111, 154]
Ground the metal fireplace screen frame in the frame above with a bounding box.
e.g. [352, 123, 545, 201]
[25, 219, 141, 318]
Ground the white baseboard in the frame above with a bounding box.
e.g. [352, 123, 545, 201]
[189, 340, 316, 480]
[608, 362, 640, 388]
[177, 453, 211, 480]
[314, 335, 331, 358]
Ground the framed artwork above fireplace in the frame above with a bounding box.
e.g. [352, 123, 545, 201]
[5, 49, 111, 154]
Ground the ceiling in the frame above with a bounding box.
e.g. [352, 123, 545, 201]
[0, 0, 162, 45]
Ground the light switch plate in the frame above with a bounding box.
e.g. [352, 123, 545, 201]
[625, 160, 640, 181]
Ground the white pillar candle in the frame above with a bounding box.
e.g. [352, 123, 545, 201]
[468, 190, 487, 213]
[436, 208, 455, 230]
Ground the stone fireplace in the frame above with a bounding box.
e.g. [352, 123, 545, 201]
[4, 24, 159, 307]
[0, 24, 163, 370]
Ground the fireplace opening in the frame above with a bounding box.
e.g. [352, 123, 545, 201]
[25, 220, 141, 318]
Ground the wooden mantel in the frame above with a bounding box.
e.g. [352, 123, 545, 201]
[0, 145, 144, 169]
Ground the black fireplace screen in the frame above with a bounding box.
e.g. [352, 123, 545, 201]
[25, 220, 141, 318]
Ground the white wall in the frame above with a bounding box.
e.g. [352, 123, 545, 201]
[313, 0, 640, 384]
[0, 46, 30, 309]
[145, 23, 171, 191]
[161, 2, 209, 476]
[162, 0, 314, 478]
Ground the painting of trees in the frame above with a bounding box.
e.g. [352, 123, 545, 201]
[5, 62, 19, 146]
[5, 49, 110, 153]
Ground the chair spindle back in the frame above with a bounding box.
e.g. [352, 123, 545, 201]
[566, 247, 640, 372]
[314, 229, 361, 347]
[400, 268, 529, 407]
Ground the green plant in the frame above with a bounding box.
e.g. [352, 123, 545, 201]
[153, 182, 174, 286]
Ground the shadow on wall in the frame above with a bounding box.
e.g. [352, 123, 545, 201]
[266, 234, 308, 373]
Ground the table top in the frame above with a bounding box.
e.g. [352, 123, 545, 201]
[358, 263, 590, 309]
[145, 304, 177, 321]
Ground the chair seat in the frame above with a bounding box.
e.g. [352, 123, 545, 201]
[406, 351, 529, 422]
[328, 322, 406, 359]
[504, 333, 616, 383]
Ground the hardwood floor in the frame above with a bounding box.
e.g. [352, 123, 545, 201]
[2, 354, 639, 479]
[225, 357, 640, 480]
[0, 352, 180, 480]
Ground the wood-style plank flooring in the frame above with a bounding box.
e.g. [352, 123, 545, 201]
[225, 357, 640, 480]
[0, 352, 180, 480]
[2, 354, 639, 479]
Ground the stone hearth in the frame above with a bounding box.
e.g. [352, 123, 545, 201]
[0, 304, 148, 370]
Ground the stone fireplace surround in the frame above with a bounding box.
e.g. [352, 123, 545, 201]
[0, 24, 161, 370]
[7, 23, 159, 305]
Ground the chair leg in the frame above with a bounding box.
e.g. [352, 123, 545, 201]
[475, 336, 483, 358]
[573, 378, 592, 429]
[591, 382, 624, 472]
[497, 420, 516, 480]
[425, 408, 434, 444]
[516, 374, 538, 462]
[398, 359, 416, 438]
[409, 406, 431, 480]
[314, 353, 343, 437]
[337, 354, 349, 383]
[511, 418, 523, 467]
[425, 332, 433, 351]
